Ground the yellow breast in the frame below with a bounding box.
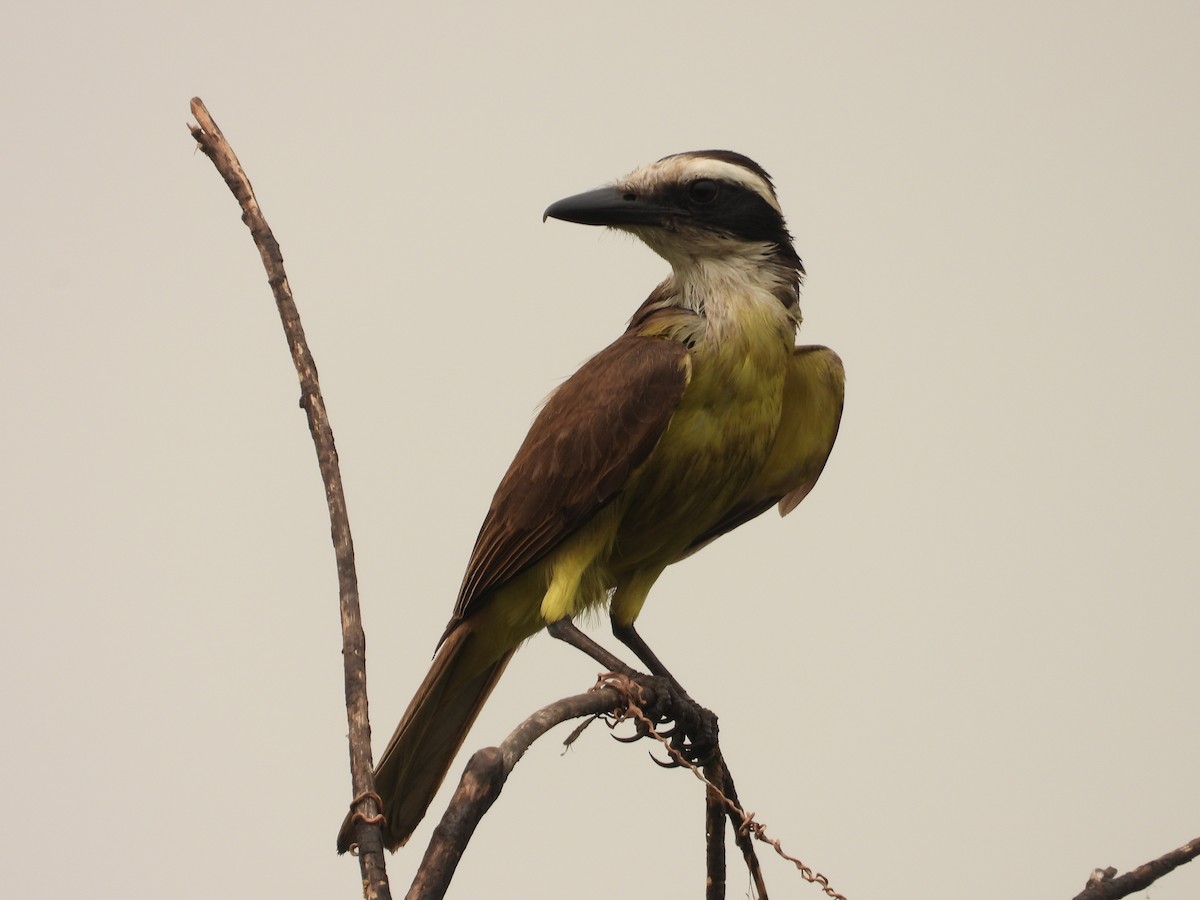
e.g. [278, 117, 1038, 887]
[613, 288, 796, 569]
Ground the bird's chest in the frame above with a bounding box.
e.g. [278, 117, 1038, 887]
[617, 316, 792, 552]
[665, 333, 789, 487]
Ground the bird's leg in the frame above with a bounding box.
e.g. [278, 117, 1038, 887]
[546, 618, 692, 750]
[547, 617, 718, 764]
[611, 619, 680, 682]
[547, 618, 637, 676]
[611, 619, 719, 766]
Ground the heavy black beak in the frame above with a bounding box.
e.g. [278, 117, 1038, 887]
[543, 186, 677, 227]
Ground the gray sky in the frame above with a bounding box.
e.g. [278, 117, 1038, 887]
[3, 1, 1198, 898]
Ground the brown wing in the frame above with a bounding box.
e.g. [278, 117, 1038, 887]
[451, 334, 690, 622]
[682, 345, 844, 554]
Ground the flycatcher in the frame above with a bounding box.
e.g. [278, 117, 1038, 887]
[339, 150, 844, 852]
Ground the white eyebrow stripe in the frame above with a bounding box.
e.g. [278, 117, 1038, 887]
[625, 155, 782, 214]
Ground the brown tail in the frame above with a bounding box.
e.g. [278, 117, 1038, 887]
[337, 620, 513, 852]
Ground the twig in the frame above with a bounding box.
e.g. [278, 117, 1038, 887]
[599, 674, 842, 900]
[407, 687, 629, 900]
[1072, 835, 1200, 900]
[715, 762, 769, 899]
[186, 97, 390, 900]
[704, 762, 727, 900]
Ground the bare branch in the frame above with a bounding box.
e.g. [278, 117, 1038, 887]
[407, 687, 628, 900]
[1072, 836, 1200, 900]
[186, 97, 390, 900]
[712, 761, 769, 899]
[407, 671, 846, 899]
[704, 762, 727, 900]
[597, 674, 841, 900]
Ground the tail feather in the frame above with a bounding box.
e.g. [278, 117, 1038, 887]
[337, 621, 514, 852]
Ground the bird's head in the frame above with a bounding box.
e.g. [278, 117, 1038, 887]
[544, 150, 803, 280]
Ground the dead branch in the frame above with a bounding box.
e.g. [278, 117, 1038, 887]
[1072, 835, 1200, 900]
[705, 761, 727, 900]
[708, 760, 768, 899]
[406, 687, 629, 900]
[405, 671, 838, 900]
[186, 97, 390, 900]
[598, 674, 837, 900]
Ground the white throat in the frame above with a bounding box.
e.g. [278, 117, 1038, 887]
[666, 248, 799, 349]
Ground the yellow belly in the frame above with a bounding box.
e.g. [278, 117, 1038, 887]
[614, 344, 786, 566]
[537, 320, 792, 625]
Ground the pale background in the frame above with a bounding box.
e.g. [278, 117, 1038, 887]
[2, 2, 1197, 898]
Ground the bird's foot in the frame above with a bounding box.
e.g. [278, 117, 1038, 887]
[615, 673, 719, 767]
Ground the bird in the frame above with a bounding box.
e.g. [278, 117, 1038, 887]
[338, 150, 844, 852]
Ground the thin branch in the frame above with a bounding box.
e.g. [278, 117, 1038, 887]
[714, 761, 769, 899]
[1072, 836, 1200, 900]
[186, 97, 390, 900]
[407, 670, 842, 900]
[407, 687, 629, 900]
[704, 762, 727, 900]
[599, 674, 842, 900]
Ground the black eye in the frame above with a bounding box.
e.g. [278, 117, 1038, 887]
[688, 179, 719, 204]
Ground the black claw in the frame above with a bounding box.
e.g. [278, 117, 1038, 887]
[610, 670, 721, 767]
[650, 751, 683, 769]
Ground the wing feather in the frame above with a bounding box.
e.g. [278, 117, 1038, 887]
[452, 334, 690, 621]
